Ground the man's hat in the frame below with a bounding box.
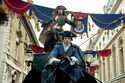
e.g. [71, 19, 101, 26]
[59, 31, 77, 38]
[55, 5, 67, 10]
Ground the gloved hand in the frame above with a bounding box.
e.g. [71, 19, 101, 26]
[49, 58, 61, 65]
[70, 56, 79, 65]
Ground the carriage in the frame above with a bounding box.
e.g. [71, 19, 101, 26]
[23, 49, 101, 83]
[22, 53, 50, 83]
[22, 22, 101, 83]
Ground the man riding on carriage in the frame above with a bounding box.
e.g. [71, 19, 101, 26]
[39, 5, 75, 52]
[41, 31, 98, 83]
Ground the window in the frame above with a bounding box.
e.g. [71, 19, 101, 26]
[111, 45, 116, 78]
[15, 38, 20, 60]
[99, 42, 101, 50]
[118, 38, 124, 75]
[103, 36, 105, 42]
[107, 57, 110, 80]
[103, 37, 105, 46]
[16, 21, 22, 38]
[107, 30, 109, 39]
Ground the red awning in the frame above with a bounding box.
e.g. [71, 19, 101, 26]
[90, 66, 97, 72]
[30, 44, 45, 53]
[98, 49, 111, 57]
[72, 12, 89, 19]
[4, 0, 30, 13]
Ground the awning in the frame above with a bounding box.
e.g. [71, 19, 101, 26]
[90, 14, 125, 29]
[4, 0, 30, 13]
[29, 4, 54, 21]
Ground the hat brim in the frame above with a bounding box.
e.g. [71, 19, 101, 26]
[59, 31, 77, 38]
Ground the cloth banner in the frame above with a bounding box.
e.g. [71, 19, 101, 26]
[72, 12, 88, 19]
[0, 0, 2, 9]
[71, 12, 88, 33]
[89, 66, 97, 72]
[29, 44, 44, 53]
[90, 14, 125, 29]
[0, 0, 2, 4]
[29, 4, 54, 21]
[4, 0, 30, 13]
[98, 49, 111, 57]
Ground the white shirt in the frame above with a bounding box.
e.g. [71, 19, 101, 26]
[63, 43, 70, 51]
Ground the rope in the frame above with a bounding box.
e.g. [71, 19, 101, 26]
[90, 14, 125, 25]
[4, 0, 52, 19]
[102, 15, 125, 29]
[90, 14, 111, 24]
[90, 14, 125, 30]
[4, 0, 31, 10]
[31, 4, 52, 19]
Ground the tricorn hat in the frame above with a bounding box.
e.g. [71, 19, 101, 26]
[55, 5, 67, 10]
[59, 31, 77, 38]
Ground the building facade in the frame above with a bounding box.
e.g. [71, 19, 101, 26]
[0, 3, 40, 83]
[89, 0, 125, 83]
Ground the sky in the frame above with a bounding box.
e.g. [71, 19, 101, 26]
[32, 0, 108, 13]
[32, 0, 108, 50]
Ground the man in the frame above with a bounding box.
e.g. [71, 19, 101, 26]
[41, 31, 86, 83]
[39, 5, 75, 52]
[48, 31, 83, 66]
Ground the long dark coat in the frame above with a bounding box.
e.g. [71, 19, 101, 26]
[41, 61, 98, 83]
[41, 43, 98, 83]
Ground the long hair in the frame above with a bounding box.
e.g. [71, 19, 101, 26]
[53, 5, 67, 18]
[53, 9, 67, 17]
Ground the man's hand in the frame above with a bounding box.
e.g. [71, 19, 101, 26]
[70, 56, 79, 65]
[49, 58, 60, 65]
